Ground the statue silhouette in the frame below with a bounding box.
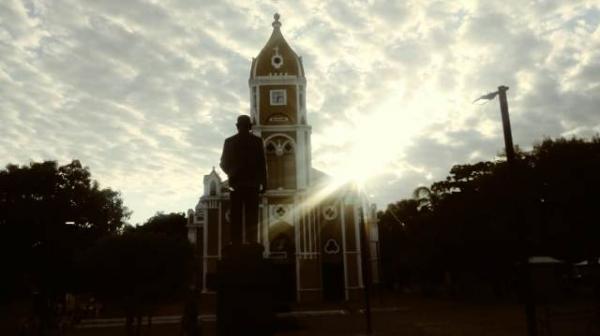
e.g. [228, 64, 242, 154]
[220, 115, 267, 245]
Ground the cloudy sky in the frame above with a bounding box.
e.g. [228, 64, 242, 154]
[2, 0, 599, 224]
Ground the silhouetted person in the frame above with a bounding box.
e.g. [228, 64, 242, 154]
[220, 115, 267, 245]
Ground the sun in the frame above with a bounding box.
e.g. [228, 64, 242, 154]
[292, 86, 450, 215]
[327, 106, 410, 187]
[325, 81, 458, 191]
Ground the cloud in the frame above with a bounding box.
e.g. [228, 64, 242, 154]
[1, 0, 599, 223]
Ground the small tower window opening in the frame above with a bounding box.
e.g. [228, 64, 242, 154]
[270, 89, 286, 105]
[272, 55, 283, 67]
[271, 46, 284, 69]
[209, 181, 217, 196]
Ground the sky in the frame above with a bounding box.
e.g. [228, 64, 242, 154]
[1, 0, 599, 225]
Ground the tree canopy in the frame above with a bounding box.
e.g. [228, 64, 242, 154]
[134, 212, 188, 239]
[78, 231, 193, 305]
[0, 160, 130, 300]
[77, 230, 193, 335]
[378, 137, 600, 292]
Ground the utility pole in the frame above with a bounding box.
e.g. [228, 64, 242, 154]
[498, 86, 515, 163]
[499, 87, 536, 336]
[476, 86, 537, 336]
[359, 205, 373, 335]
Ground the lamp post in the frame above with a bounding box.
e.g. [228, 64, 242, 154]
[359, 204, 373, 335]
[475, 86, 536, 336]
[353, 185, 373, 335]
[474, 85, 514, 162]
[497, 86, 515, 163]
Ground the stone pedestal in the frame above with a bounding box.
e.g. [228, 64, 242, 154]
[217, 244, 274, 336]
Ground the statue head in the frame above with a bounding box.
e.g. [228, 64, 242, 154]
[236, 115, 252, 133]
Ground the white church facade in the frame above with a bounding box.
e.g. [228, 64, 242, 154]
[187, 14, 379, 302]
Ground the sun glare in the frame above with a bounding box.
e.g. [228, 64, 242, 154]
[325, 85, 448, 189]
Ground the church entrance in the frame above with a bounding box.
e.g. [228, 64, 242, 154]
[269, 223, 296, 303]
[321, 235, 345, 301]
[322, 262, 345, 301]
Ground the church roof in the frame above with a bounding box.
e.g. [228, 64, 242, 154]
[250, 13, 305, 78]
[311, 168, 330, 185]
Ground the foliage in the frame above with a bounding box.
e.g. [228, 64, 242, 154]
[81, 213, 193, 334]
[136, 212, 188, 239]
[378, 137, 600, 293]
[78, 231, 193, 325]
[0, 160, 130, 300]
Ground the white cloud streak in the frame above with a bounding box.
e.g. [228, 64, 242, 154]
[1, 0, 599, 223]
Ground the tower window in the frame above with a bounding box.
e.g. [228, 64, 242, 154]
[271, 55, 283, 68]
[265, 137, 294, 156]
[270, 89, 286, 105]
[209, 181, 217, 196]
[264, 135, 296, 189]
[271, 46, 284, 69]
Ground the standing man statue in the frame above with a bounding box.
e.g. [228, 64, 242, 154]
[217, 115, 273, 336]
[220, 115, 267, 245]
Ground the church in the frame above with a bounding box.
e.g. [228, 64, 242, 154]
[187, 14, 379, 302]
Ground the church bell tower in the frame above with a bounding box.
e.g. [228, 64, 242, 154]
[249, 13, 311, 192]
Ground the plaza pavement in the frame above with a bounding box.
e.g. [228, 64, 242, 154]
[68, 298, 537, 336]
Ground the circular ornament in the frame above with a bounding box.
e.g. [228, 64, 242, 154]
[273, 205, 287, 218]
[324, 239, 340, 254]
[322, 205, 338, 220]
[271, 55, 283, 69]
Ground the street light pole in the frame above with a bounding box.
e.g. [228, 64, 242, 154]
[476, 86, 537, 336]
[497, 86, 515, 163]
[359, 205, 373, 335]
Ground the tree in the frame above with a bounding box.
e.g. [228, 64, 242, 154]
[412, 186, 434, 211]
[378, 198, 438, 290]
[528, 137, 600, 261]
[0, 160, 130, 300]
[78, 231, 193, 335]
[378, 136, 600, 296]
[136, 212, 188, 239]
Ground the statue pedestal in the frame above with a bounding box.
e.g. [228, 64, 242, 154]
[216, 244, 274, 336]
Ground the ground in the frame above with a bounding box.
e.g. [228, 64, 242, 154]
[61, 293, 599, 336]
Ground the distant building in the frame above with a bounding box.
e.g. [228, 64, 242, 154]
[187, 14, 379, 302]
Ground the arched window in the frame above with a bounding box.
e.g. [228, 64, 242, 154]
[264, 135, 296, 189]
[265, 137, 294, 156]
[209, 181, 217, 196]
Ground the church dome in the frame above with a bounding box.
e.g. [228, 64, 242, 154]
[250, 13, 305, 78]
